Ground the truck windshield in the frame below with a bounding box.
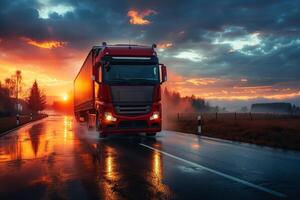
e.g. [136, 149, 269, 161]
[103, 65, 159, 84]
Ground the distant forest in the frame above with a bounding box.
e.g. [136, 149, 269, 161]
[162, 87, 300, 114]
[251, 102, 300, 114]
[162, 87, 221, 113]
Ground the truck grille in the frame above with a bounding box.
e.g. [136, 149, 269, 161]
[118, 120, 148, 129]
[115, 105, 151, 115]
[110, 86, 154, 103]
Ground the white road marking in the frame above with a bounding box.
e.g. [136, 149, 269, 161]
[140, 143, 287, 198]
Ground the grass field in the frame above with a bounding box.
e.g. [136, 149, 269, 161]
[163, 113, 300, 150]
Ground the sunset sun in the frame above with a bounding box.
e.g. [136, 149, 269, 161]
[62, 94, 68, 101]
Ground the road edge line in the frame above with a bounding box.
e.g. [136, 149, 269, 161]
[140, 143, 287, 198]
[0, 117, 47, 137]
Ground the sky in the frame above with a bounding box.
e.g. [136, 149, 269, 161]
[0, 0, 299, 107]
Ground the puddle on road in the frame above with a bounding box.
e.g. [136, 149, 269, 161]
[0, 115, 175, 200]
[0, 116, 75, 163]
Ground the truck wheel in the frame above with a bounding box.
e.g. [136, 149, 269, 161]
[75, 113, 80, 122]
[99, 132, 107, 138]
[87, 116, 93, 129]
[146, 132, 157, 137]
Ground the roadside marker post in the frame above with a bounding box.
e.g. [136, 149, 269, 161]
[197, 115, 202, 135]
[16, 114, 20, 126]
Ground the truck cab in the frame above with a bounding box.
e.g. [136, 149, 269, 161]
[74, 43, 167, 137]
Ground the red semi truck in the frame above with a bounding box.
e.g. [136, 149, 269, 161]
[74, 43, 167, 137]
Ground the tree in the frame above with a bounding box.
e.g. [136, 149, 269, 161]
[27, 81, 46, 113]
[4, 70, 23, 98]
[0, 82, 13, 116]
[162, 86, 214, 114]
[4, 78, 16, 97]
[15, 70, 22, 100]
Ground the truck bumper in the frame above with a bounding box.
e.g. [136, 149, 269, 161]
[98, 102, 162, 134]
[101, 116, 161, 134]
[102, 127, 161, 134]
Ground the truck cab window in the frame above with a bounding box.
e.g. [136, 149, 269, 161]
[103, 64, 159, 84]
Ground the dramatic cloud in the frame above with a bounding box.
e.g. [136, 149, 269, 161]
[127, 9, 157, 25]
[213, 32, 261, 52]
[174, 50, 207, 62]
[21, 37, 67, 49]
[157, 42, 172, 50]
[186, 78, 218, 86]
[38, 4, 74, 19]
[165, 71, 300, 101]
[0, 0, 299, 105]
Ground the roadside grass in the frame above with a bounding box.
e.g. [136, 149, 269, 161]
[163, 118, 300, 150]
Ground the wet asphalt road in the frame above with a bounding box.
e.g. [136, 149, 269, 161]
[0, 116, 300, 200]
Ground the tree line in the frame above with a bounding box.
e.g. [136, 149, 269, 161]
[162, 88, 300, 114]
[0, 70, 46, 117]
[162, 87, 220, 113]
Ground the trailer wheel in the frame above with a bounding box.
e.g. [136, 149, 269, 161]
[96, 112, 101, 131]
[87, 113, 93, 129]
[75, 113, 80, 122]
[146, 132, 157, 137]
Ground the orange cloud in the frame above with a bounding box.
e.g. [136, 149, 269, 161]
[164, 70, 300, 100]
[264, 92, 300, 100]
[157, 42, 173, 49]
[186, 78, 218, 86]
[127, 9, 157, 25]
[21, 37, 67, 49]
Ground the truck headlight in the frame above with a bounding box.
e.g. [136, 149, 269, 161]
[150, 111, 160, 120]
[104, 112, 117, 122]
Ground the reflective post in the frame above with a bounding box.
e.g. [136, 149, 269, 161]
[16, 114, 20, 126]
[197, 115, 202, 135]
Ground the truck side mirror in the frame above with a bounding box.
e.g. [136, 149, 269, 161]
[98, 66, 102, 83]
[94, 62, 102, 83]
[102, 60, 111, 72]
[160, 64, 167, 83]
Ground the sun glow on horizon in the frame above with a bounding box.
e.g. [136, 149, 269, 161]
[62, 93, 69, 101]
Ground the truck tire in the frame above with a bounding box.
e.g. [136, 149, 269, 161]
[99, 132, 107, 138]
[96, 119, 100, 131]
[87, 114, 93, 129]
[75, 113, 80, 122]
[146, 132, 157, 136]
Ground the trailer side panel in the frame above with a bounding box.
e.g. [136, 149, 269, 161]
[74, 51, 94, 112]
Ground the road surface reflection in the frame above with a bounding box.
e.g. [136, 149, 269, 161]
[0, 115, 173, 199]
